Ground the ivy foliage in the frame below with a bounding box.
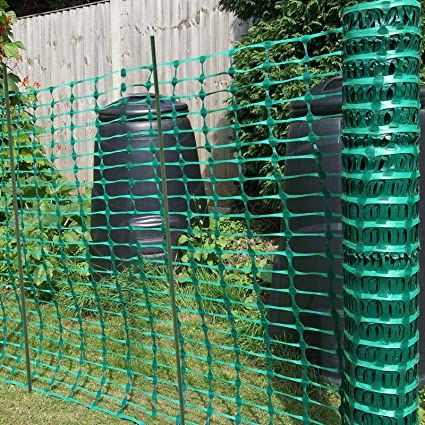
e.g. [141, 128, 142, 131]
[219, 0, 281, 21]
[224, 0, 425, 213]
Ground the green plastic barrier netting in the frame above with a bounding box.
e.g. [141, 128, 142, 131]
[0, 4, 419, 422]
[341, 1, 421, 424]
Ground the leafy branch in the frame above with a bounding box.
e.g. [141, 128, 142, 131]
[0, 0, 90, 295]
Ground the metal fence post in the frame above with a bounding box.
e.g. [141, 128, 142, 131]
[150, 36, 186, 425]
[110, 0, 122, 96]
[2, 64, 32, 392]
[341, 0, 421, 423]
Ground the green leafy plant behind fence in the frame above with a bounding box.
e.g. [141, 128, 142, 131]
[0, 1, 421, 423]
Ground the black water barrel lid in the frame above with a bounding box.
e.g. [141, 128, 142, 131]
[99, 93, 189, 121]
[290, 76, 425, 118]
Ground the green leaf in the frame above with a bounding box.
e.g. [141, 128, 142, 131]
[216, 239, 227, 248]
[7, 73, 20, 83]
[5, 10, 16, 24]
[40, 213, 60, 227]
[0, 0, 8, 9]
[33, 265, 47, 286]
[40, 201, 56, 213]
[45, 262, 54, 278]
[60, 203, 81, 215]
[32, 250, 41, 261]
[178, 234, 189, 245]
[63, 230, 80, 244]
[6, 75, 18, 93]
[14, 40, 25, 50]
[57, 184, 76, 196]
[3, 42, 19, 59]
[245, 295, 256, 304]
[193, 250, 202, 262]
[259, 263, 274, 284]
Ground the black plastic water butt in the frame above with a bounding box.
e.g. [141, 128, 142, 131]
[267, 76, 425, 383]
[89, 94, 207, 275]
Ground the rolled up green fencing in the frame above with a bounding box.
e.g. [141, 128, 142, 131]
[341, 0, 422, 424]
[0, 1, 423, 422]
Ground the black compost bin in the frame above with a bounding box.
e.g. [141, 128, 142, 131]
[90, 93, 207, 275]
[268, 76, 425, 383]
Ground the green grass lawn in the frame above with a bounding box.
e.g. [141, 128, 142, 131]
[0, 382, 124, 425]
[0, 282, 424, 424]
[0, 275, 341, 425]
[0, 214, 343, 424]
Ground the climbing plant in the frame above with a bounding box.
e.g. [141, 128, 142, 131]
[0, 0, 89, 296]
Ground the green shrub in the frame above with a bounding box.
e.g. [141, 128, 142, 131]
[178, 217, 274, 278]
[0, 102, 91, 297]
[0, 1, 90, 297]
[219, 0, 280, 21]
[225, 0, 425, 213]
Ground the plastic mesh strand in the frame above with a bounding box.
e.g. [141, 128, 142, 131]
[0, 26, 350, 425]
[341, 0, 421, 424]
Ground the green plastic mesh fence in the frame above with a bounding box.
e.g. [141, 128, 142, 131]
[0, 29, 344, 425]
[341, 1, 422, 424]
[0, 1, 420, 422]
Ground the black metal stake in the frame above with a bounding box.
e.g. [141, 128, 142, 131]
[3, 63, 32, 392]
[150, 36, 186, 424]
